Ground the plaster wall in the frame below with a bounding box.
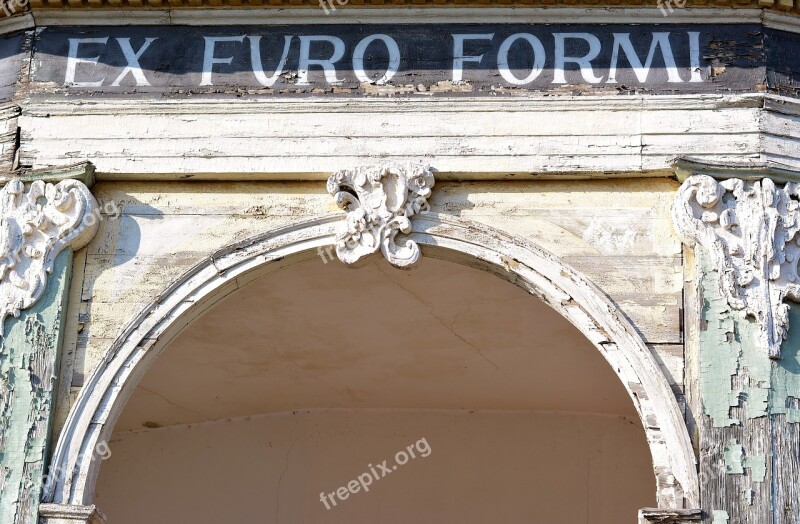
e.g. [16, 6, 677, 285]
[54, 177, 685, 440]
[94, 410, 656, 524]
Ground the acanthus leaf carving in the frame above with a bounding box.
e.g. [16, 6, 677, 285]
[0, 178, 99, 332]
[327, 163, 435, 268]
[673, 174, 800, 359]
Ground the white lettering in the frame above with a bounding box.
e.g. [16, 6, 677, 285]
[552, 32, 603, 84]
[452, 33, 494, 83]
[688, 31, 703, 83]
[248, 35, 293, 87]
[297, 35, 346, 85]
[352, 34, 400, 85]
[200, 36, 245, 86]
[65, 37, 108, 87]
[497, 33, 545, 85]
[607, 32, 682, 84]
[111, 37, 157, 86]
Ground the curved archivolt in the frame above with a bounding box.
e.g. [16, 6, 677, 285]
[44, 212, 699, 510]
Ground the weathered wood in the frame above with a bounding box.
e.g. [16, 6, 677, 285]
[17, 95, 763, 177]
[0, 103, 20, 173]
[0, 251, 73, 524]
[766, 28, 800, 98]
[691, 251, 773, 523]
[0, 31, 25, 104]
[770, 306, 800, 524]
[639, 507, 702, 523]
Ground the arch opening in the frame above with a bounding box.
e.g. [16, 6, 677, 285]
[44, 213, 699, 515]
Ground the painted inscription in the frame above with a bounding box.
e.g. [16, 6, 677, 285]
[30, 24, 767, 96]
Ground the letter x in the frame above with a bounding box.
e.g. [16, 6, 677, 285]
[111, 37, 158, 87]
[376, 461, 393, 477]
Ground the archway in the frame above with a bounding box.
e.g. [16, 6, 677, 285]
[44, 213, 699, 512]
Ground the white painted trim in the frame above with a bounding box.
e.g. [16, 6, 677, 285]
[0, 13, 33, 36]
[22, 92, 764, 116]
[30, 6, 764, 26]
[19, 92, 767, 180]
[44, 212, 700, 511]
[763, 11, 800, 34]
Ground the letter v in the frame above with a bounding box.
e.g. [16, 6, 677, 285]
[249, 35, 293, 87]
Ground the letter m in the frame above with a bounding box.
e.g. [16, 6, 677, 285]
[607, 32, 682, 84]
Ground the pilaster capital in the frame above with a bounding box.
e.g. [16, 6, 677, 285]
[0, 174, 99, 332]
[673, 173, 800, 359]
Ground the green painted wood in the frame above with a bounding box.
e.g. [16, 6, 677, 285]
[0, 250, 73, 524]
[696, 249, 800, 522]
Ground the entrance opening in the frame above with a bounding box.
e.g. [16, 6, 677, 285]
[93, 255, 655, 523]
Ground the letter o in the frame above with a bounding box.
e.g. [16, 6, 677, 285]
[353, 34, 400, 85]
[497, 33, 545, 85]
[395, 450, 409, 465]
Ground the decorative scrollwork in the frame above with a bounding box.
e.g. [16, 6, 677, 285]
[326, 164, 435, 268]
[0, 178, 99, 332]
[673, 175, 800, 359]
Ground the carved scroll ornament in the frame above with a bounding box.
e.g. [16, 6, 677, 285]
[0, 178, 99, 331]
[673, 175, 800, 359]
[327, 164, 435, 268]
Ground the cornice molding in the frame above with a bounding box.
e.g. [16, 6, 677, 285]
[14, 3, 800, 17]
[25, 6, 766, 25]
[0, 161, 96, 188]
[0, 13, 31, 35]
[0, 5, 797, 33]
[673, 157, 800, 185]
[327, 163, 434, 268]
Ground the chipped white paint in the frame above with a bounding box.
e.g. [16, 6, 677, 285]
[18, 94, 764, 179]
[0, 179, 98, 331]
[44, 212, 698, 512]
[327, 164, 434, 268]
[582, 218, 641, 255]
[39, 503, 106, 524]
[673, 174, 800, 359]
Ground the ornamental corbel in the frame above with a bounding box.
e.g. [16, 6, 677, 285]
[326, 163, 435, 268]
[673, 174, 800, 359]
[0, 177, 99, 332]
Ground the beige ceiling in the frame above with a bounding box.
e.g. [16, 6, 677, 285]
[115, 255, 637, 432]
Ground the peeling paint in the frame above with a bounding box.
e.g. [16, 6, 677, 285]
[699, 252, 782, 426]
[723, 439, 745, 474]
[712, 510, 730, 523]
[722, 439, 766, 482]
[745, 455, 766, 482]
[0, 251, 72, 524]
[769, 305, 800, 422]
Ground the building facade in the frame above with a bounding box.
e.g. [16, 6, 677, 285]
[0, 2, 799, 523]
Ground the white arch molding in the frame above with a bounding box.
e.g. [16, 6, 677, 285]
[43, 213, 700, 515]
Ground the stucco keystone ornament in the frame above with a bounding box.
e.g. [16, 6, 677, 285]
[673, 174, 800, 359]
[327, 164, 435, 268]
[0, 178, 99, 332]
